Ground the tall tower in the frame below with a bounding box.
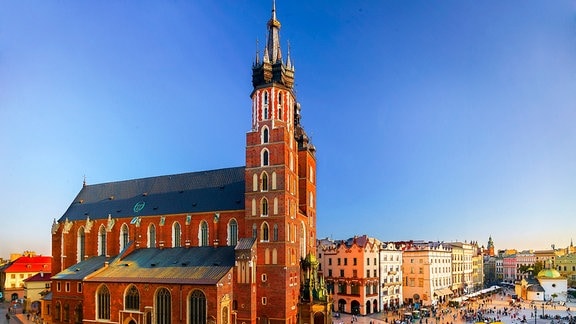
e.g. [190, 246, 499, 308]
[245, 2, 317, 322]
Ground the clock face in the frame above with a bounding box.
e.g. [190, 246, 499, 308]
[133, 201, 145, 213]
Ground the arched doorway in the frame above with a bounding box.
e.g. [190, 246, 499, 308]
[373, 300, 378, 313]
[365, 300, 371, 314]
[351, 300, 360, 315]
[338, 299, 346, 313]
[313, 312, 325, 324]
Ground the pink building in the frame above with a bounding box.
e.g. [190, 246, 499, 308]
[317, 235, 381, 316]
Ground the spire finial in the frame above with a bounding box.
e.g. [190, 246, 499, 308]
[254, 38, 260, 66]
[266, 0, 281, 63]
[286, 40, 292, 69]
[83, 175, 86, 187]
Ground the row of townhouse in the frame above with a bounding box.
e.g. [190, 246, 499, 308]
[316, 236, 484, 316]
[484, 242, 576, 287]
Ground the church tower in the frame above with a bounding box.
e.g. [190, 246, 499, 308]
[487, 236, 495, 256]
[245, 2, 318, 322]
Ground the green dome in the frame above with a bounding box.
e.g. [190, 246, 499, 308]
[537, 269, 561, 278]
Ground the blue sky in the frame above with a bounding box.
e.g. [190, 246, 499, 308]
[1, 1, 575, 259]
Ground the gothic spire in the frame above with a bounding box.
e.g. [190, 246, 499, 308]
[251, 1, 294, 89]
[266, 0, 282, 64]
[286, 40, 293, 69]
[253, 39, 260, 66]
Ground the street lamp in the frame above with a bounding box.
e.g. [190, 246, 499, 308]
[533, 306, 537, 324]
[542, 303, 545, 318]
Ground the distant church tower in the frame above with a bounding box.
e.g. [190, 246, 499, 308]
[487, 236, 495, 256]
[244, 2, 318, 323]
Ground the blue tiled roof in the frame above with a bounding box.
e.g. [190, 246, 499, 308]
[85, 246, 236, 285]
[59, 167, 245, 222]
[52, 255, 112, 280]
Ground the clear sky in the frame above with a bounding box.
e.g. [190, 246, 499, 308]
[1, 1, 575, 259]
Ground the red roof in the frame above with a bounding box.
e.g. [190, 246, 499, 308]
[24, 271, 52, 282]
[4, 256, 52, 273]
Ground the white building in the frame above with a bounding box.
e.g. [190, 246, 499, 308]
[537, 269, 568, 302]
[379, 242, 403, 311]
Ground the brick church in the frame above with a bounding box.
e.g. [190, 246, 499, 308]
[49, 3, 331, 324]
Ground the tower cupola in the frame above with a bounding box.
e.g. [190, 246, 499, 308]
[252, 1, 294, 89]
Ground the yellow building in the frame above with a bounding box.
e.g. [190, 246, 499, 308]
[402, 241, 452, 306]
[556, 253, 576, 288]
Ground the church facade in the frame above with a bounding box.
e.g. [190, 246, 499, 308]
[50, 4, 330, 324]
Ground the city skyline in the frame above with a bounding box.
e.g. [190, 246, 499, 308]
[1, 1, 575, 258]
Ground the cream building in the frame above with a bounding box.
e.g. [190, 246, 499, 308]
[379, 242, 403, 311]
[402, 241, 452, 306]
[495, 257, 504, 282]
[448, 242, 475, 296]
[23, 272, 51, 313]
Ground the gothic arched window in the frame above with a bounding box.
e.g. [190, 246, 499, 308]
[228, 219, 238, 246]
[261, 198, 268, 216]
[261, 149, 269, 166]
[273, 224, 279, 241]
[98, 225, 107, 256]
[156, 288, 171, 324]
[262, 127, 269, 144]
[189, 290, 206, 324]
[120, 224, 129, 251]
[173, 222, 181, 247]
[148, 224, 156, 248]
[97, 285, 110, 320]
[74, 303, 83, 324]
[278, 92, 283, 120]
[55, 302, 61, 321]
[125, 285, 140, 311]
[261, 222, 269, 242]
[77, 227, 85, 263]
[199, 221, 208, 246]
[261, 172, 268, 191]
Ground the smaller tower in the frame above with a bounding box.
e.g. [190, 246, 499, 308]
[487, 236, 495, 256]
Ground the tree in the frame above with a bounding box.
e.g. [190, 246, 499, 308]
[532, 262, 544, 275]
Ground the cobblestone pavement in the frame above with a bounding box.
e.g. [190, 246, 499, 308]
[332, 293, 575, 324]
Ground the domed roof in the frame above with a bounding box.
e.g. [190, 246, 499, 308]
[537, 268, 561, 278]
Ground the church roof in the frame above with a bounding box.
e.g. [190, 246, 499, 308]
[527, 284, 545, 292]
[52, 255, 112, 281]
[84, 246, 236, 285]
[60, 167, 245, 222]
[537, 268, 562, 279]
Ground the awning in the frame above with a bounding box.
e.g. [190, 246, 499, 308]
[434, 288, 453, 296]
